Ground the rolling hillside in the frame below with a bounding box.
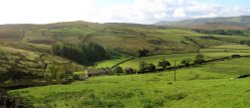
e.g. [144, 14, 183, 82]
[1, 21, 250, 56]
[155, 16, 250, 30]
[9, 57, 250, 108]
[1, 20, 250, 86]
[2, 18, 250, 108]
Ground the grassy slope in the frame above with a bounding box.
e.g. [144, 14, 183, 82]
[4, 21, 250, 70]
[2, 21, 250, 107]
[156, 16, 250, 30]
[93, 44, 250, 69]
[9, 58, 250, 108]
[2, 21, 248, 55]
[0, 42, 85, 85]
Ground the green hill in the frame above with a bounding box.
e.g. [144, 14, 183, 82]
[1, 21, 249, 56]
[9, 57, 250, 108]
[0, 42, 84, 86]
[155, 16, 250, 30]
[1, 20, 250, 84]
[1, 19, 250, 108]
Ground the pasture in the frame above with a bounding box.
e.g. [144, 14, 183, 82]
[9, 58, 250, 108]
[1, 21, 250, 108]
[95, 46, 250, 69]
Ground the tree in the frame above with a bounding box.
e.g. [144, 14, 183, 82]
[124, 67, 136, 74]
[137, 49, 149, 57]
[181, 58, 192, 67]
[194, 54, 205, 64]
[158, 59, 171, 69]
[44, 64, 58, 80]
[139, 61, 148, 73]
[113, 66, 123, 75]
[86, 42, 109, 63]
[51, 43, 62, 55]
[148, 63, 156, 72]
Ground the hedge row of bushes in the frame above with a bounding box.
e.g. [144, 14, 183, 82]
[112, 54, 205, 75]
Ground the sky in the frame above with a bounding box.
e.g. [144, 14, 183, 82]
[0, 0, 249, 24]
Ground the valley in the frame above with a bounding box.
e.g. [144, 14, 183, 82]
[1, 16, 250, 108]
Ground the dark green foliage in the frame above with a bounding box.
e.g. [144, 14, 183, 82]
[139, 62, 157, 73]
[192, 29, 245, 35]
[51, 42, 109, 65]
[139, 61, 148, 73]
[73, 74, 80, 80]
[232, 54, 240, 58]
[44, 64, 57, 80]
[194, 54, 205, 64]
[148, 63, 156, 72]
[181, 59, 192, 67]
[51, 43, 62, 55]
[82, 42, 109, 63]
[61, 45, 82, 63]
[44, 64, 74, 80]
[158, 59, 171, 69]
[137, 49, 150, 57]
[124, 68, 136, 74]
[113, 66, 123, 75]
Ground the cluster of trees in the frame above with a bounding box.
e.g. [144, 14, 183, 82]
[52, 42, 109, 65]
[193, 54, 205, 64]
[44, 63, 84, 81]
[112, 54, 205, 75]
[112, 60, 169, 75]
[192, 29, 244, 35]
[181, 58, 192, 67]
[158, 59, 171, 69]
[44, 64, 74, 80]
[137, 49, 150, 57]
[138, 62, 157, 73]
[112, 66, 136, 75]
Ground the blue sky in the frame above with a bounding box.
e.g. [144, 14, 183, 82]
[0, 0, 249, 24]
[196, 0, 250, 6]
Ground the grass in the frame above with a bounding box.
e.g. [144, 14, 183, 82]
[9, 57, 250, 108]
[201, 58, 250, 75]
[0, 43, 84, 85]
[2, 21, 247, 55]
[2, 21, 250, 107]
[11, 78, 250, 108]
[94, 57, 131, 68]
[116, 51, 250, 69]
[119, 53, 197, 69]
[94, 44, 250, 69]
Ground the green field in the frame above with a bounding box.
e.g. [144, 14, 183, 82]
[9, 57, 250, 108]
[95, 51, 250, 69]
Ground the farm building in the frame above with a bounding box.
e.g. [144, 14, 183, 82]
[86, 68, 112, 77]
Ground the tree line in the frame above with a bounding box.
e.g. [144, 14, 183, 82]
[192, 29, 245, 35]
[112, 54, 205, 75]
[51, 42, 109, 65]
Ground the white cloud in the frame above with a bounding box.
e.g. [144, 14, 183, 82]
[94, 0, 250, 23]
[173, 8, 187, 18]
[0, 0, 97, 24]
[0, 0, 249, 24]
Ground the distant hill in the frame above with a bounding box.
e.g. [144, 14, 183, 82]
[155, 16, 250, 30]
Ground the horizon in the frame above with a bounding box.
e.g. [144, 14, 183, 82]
[1, 15, 250, 25]
[0, 0, 250, 24]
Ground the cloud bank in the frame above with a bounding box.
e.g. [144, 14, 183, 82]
[0, 0, 249, 24]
